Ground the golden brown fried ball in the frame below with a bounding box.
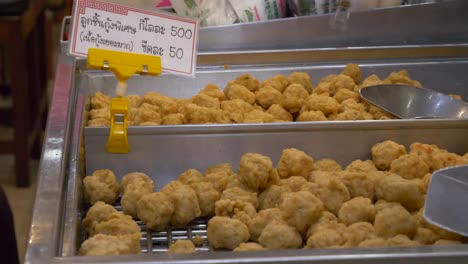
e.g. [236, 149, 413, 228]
[262, 75, 289, 93]
[162, 113, 185, 125]
[375, 173, 425, 211]
[190, 182, 220, 216]
[82, 201, 118, 234]
[177, 169, 205, 185]
[297, 110, 328, 121]
[225, 174, 251, 191]
[199, 83, 226, 101]
[368, 104, 393, 120]
[343, 222, 376, 247]
[205, 163, 234, 175]
[88, 118, 110, 127]
[142, 92, 178, 116]
[91, 92, 111, 109]
[372, 140, 407, 170]
[214, 199, 256, 225]
[338, 197, 376, 225]
[279, 176, 309, 192]
[225, 84, 256, 105]
[279, 191, 324, 235]
[341, 63, 362, 84]
[248, 208, 283, 242]
[220, 99, 254, 123]
[374, 205, 416, 239]
[330, 74, 356, 95]
[334, 89, 360, 103]
[243, 110, 276, 123]
[233, 242, 267, 251]
[361, 74, 388, 88]
[282, 83, 309, 113]
[306, 228, 345, 248]
[191, 93, 220, 109]
[122, 189, 152, 218]
[168, 240, 196, 253]
[412, 208, 462, 241]
[258, 220, 303, 249]
[287, 72, 313, 93]
[238, 153, 278, 191]
[386, 235, 420, 247]
[231, 73, 261, 92]
[313, 81, 333, 95]
[266, 104, 293, 122]
[121, 172, 155, 193]
[374, 200, 402, 213]
[306, 174, 350, 215]
[204, 171, 230, 193]
[255, 84, 283, 109]
[358, 237, 388, 248]
[183, 103, 220, 124]
[385, 70, 422, 88]
[90, 108, 110, 120]
[414, 227, 439, 245]
[125, 95, 142, 108]
[257, 185, 289, 210]
[207, 216, 250, 249]
[83, 169, 120, 205]
[305, 211, 342, 238]
[163, 184, 201, 226]
[79, 234, 138, 256]
[304, 94, 340, 116]
[339, 171, 375, 199]
[132, 104, 162, 125]
[345, 160, 378, 173]
[335, 109, 373, 121]
[422, 173, 432, 193]
[92, 212, 140, 237]
[221, 187, 258, 209]
[312, 158, 343, 172]
[192, 235, 204, 246]
[390, 153, 430, 179]
[339, 98, 367, 112]
[277, 148, 314, 179]
[136, 192, 174, 231]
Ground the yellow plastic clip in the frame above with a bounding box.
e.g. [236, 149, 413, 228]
[106, 97, 129, 153]
[86, 48, 162, 153]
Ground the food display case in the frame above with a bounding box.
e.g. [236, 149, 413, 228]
[26, 1, 468, 263]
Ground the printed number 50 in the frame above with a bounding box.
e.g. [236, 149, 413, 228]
[169, 46, 183, 59]
[171, 26, 193, 39]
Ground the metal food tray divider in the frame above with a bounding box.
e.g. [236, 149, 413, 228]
[28, 2, 468, 263]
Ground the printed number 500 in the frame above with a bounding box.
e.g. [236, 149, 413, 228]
[169, 46, 183, 59]
[170, 26, 193, 39]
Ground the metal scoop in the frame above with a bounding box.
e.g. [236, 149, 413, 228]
[359, 84, 468, 119]
[424, 165, 468, 237]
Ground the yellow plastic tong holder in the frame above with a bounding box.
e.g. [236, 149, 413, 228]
[87, 48, 162, 153]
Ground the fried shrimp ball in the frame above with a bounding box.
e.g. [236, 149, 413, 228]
[390, 153, 430, 179]
[83, 169, 120, 205]
[330, 74, 356, 94]
[225, 174, 251, 190]
[177, 169, 205, 185]
[258, 185, 289, 210]
[341, 63, 362, 84]
[121, 172, 155, 193]
[385, 70, 422, 88]
[371, 140, 407, 170]
[258, 220, 303, 249]
[358, 237, 388, 248]
[414, 227, 439, 245]
[343, 222, 376, 247]
[91, 92, 111, 110]
[279, 176, 309, 192]
[220, 99, 254, 123]
[204, 171, 230, 193]
[168, 240, 196, 253]
[132, 104, 162, 125]
[368, 104, 394, 120]
[243, 109, 276, 123]
[287, 72, 313, 93]
[386, 235, 420, 247]
[338, 197, 376, 225]
[374, 200, 402, 213]
[207, 216, 250, 249]
[335, 109, 372, 120]
[303, 94, 340, 116]
[161, 113, 185, 125]
[277, 148, 314, 179]
[191, 93, 220, 109]
[375, 173, 425, 211]
[90, 108, 110, 120]
[334, 89, 360, 103]
[142, 92, 178, 116]
[339, 98, 367, 112]
[122, 189, 153, 218]
[192, 235, 204, 246]
[231, 73, 260, 92]
[183, 103, 223, 124]
[136, 192, 174, 231]
[221, 187, 258, 209]
[374, 205, 416, 239]
[190, 182, 220, 216]
[339, 171, 375, 199]
[225, 84, 256, 105]
[125, 95, 142, 108]
[214, 199, 256, 225]
[248, 208, 283, 242]
[82, 201, 118, 234]
[306, 228, 345, 248]
[238, 153, 278, 191]
[312, 158, 343, 172]
[306, 175, 351, 215]
[279, 191, 324, 235]
[93, 212, 140, 237]
[262, 75, 289, 93]
[267, 104, 293, 121]
[282, 83, 309, 113]
[345, 160, 377, 173]
[255, 84, 283, 109]
[296, 110, 328, 121]
[79, 234, 137, 256]
[233, 242, 267, 251]
[361, 74, 387, 88]
[199, 83, 226, 101]
[305, 211, 342, 238]
[163, 184, 201, 226]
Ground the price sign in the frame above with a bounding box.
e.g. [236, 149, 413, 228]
[69, 0, 199, 77]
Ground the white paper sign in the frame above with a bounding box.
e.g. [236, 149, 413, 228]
[69, 0, 199, 77]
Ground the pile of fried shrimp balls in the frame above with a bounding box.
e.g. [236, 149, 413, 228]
[79, 140, 468, 256]
[89, 63, 462, 127]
